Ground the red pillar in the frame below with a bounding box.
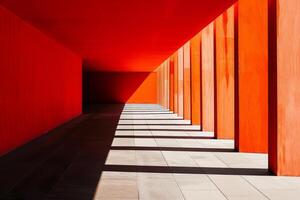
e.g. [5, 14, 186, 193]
[183, 42, 191, 120]
[191, 33, 202, 125]
[201, 23, 215, 132]
[173, 52, 179, 114]
[269, 0, 300, 176]
[236, 0, 268, 153]
[178, 47, 184, 117]
[165, 60, 170, 109]
[215, 5, 235, 139]
[169, 57, 174, 111]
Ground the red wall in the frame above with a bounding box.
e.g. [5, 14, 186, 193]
[201, 23, 215, 132]
[269, 0, 300, 176]
[0, 6, 82, 155]
[183, 42, 191, 120]
[84, 71, 157, 104]
[215, 6, 235, 139]
[237, 0, 268, 153]
[191, 33, 201, 125]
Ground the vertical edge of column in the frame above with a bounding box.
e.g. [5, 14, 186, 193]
[234, 2, 240, 151]
[268, 0, 278, 175]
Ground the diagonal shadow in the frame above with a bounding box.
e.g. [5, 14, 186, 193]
[117, 124, 191, 126]
[119, 118, 184, 120]
[110, 146, 235, 152]
[114, 135, 214, 139]
[0, 104, 124, 200]
[116, 129, 202, 132]
[103, 165, 272, 176]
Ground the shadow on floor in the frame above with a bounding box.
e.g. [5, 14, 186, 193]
[0, 104, 124, 200]
[103, 165, 272, 176]
[0, 104, 271, 200]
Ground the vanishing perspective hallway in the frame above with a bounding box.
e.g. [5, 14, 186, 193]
[2, 104, 300, 200]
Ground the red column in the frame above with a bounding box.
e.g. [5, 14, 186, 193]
[201, 23, 215, 132]
[161, 64, 166, 108]
[173, 52, 179, 113]
[178, 47, 184, 117]
[165, 60, 170, 109]
[183, 42, 191, 120]
[191, 33, 202, 125]
[269, 0, 300, 176]
[157, 66, 161, 106]
[169, 57, 174, 111]
[236, 0, 268, 153]
[215, 5, 235, 139]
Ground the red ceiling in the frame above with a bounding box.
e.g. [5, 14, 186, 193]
[0, 0, 235, 72]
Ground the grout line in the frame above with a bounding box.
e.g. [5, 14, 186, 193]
[215, 154, 271, 200]
[147, 111, 187, 200]
[188, 147, 230, 200]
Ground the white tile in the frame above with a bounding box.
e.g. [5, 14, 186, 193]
[182, 190, 227, 200]
[138, 178, 184, 200]
[105, 150, 136, 165]
[136, 151, 167, 166]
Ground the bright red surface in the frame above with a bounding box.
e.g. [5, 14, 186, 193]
[0, 0, 235, 72]
[0, 6, 82, 155]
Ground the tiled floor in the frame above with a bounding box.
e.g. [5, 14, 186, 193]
[95, 104, 300, 200]
[1, 104, 300, 200]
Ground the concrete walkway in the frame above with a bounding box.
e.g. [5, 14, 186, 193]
[1, 104, 300, 200]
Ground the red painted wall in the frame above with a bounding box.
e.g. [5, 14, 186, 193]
[0, 6, 82, 155]
[183, 42, 191, 120]
[191, 33, 202, 125]
[201, 23, 215, 132]
[178, 48, 184, 117]
[169, 57, 175, 111]
[84, 71, 157, 104]
[237, 0, 268, 153]
[269, 0, 300, 176]
[215, 6, 235, 139]
[173, 52, 179, 113]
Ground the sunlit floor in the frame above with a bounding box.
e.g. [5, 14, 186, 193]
[94, 104, 300, 200]
[1, 104, 300, 200]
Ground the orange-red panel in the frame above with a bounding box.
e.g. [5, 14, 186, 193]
[169, 57, 175, 111]
[237, 0, 268, 153]
[183, 42, 191, 120]
[269, 0, 300, 176]
[127, 72, 158, 104]
[165, 60, 170, 109]
[215, 5, 235, 139]
[178, 47, 184, 117]
[191, 33, 201, 125]
[173, 52, 179, 113]
[201, 23, 215, 132]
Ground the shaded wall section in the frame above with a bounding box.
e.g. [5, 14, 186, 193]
[83, 71, 157, 104]
[0, 6, 82, 155]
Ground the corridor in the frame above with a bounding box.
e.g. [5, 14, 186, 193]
[2, 104, 300, 200]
